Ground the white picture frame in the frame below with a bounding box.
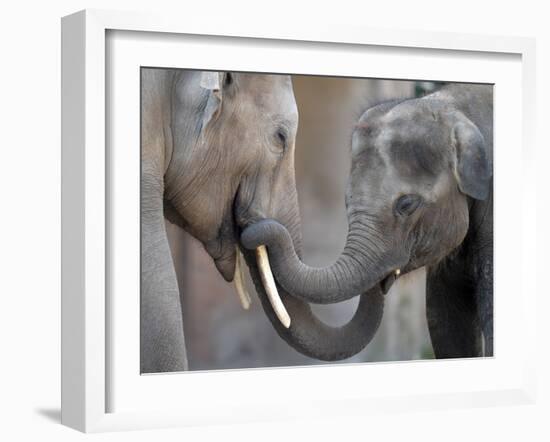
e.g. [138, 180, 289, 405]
[61, 9, 537, 433]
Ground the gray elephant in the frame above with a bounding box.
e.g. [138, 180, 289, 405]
[242, 83, 493, 359]
[141, 69, 384, 373]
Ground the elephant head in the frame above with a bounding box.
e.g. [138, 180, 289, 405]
[163, 71, 302, 282]
[242, 85, 492, 313]
[162, 71, 384, 361]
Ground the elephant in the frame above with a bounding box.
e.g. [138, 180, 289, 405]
[242, 83, 493, 359]
[141, 69, 385, 373]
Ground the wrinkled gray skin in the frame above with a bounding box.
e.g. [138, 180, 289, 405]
[141, 69, 384, 373]
[242, 84, 493, 358]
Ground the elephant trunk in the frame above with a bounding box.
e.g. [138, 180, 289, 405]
[241, 217, 407, 305]
[241, 248, 385, 361]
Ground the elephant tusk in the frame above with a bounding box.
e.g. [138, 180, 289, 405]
[234, 247, 251, 310]
[255, 245, 291, 328]
[395, 269, 401, 276]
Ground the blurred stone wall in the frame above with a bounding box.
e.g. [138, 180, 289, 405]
[166, 75, 434, 371]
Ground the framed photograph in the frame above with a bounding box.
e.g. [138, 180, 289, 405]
[61, 9, 537, 432]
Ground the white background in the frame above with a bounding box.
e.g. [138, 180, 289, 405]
[0, 0, 548, 441]
[109, 30, 524, 416]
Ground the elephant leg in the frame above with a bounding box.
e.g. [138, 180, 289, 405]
[426, 268, 482, 358]
[474, 256, 493, 356]
[141, 179, 188, 373]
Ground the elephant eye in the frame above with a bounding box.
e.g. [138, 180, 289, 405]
[275, 129, 288, 150]
[394, 194, 423, 217]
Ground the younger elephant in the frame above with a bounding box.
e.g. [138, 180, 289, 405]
[242, 84, 493, 358]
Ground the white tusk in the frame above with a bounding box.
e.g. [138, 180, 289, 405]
[395, 269, 401, 276]
[255, 245, 291, 328]
[234, 248, 251, 310]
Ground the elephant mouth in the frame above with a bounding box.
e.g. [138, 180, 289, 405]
[380, 269, 401, 295]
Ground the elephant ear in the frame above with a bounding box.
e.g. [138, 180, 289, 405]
[450, 112, 492, 200]
[199, 71, 227, 129]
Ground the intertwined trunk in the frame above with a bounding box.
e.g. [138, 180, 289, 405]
[241, 218, 406, 304]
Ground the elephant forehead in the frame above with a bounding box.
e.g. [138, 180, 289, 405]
[252, 86, 297, 117]
[238, 72, 291, 86]
[238, 74, 293, 97]
[376, 123, 447, 180]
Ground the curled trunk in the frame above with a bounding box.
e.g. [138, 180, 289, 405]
[242, 249, 384, 361]
[241, 218, 407, 304]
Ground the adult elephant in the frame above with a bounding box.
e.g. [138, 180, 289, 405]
[242, 84, 493, 358]
[141, 69, 384, 373]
